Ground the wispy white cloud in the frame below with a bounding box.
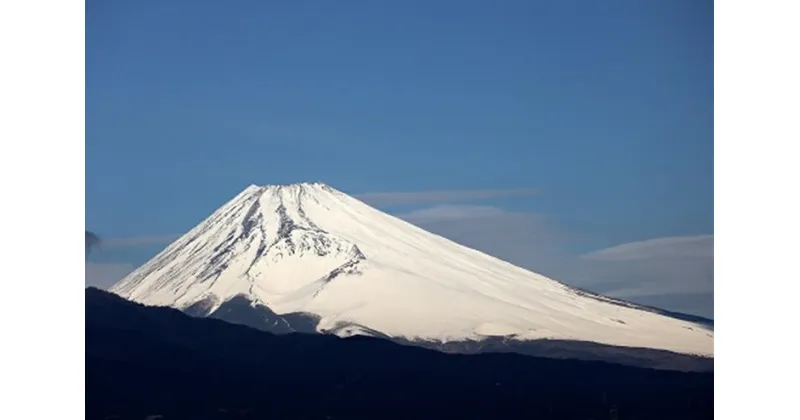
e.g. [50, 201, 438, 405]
[576, 254, 714, 298]
[582, 235, 713, 261]
[400, 205, 510, 223]
[355, 188, 538, 207]
[398, 204, 576, 277]
[575, 235, 714, 311]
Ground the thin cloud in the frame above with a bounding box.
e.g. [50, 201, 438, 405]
[582, 235, 714, 261]
[400, 205, 509, 223]
[355, 188, 539, 207]
[560, 236, 713, 313]
[98, 234, 179, 249]
[399, 205, 574, 274]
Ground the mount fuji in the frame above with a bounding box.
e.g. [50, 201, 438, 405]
[110, 182, 713, 369]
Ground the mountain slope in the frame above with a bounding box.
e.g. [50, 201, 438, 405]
[110, 182, 713, 358]
[86, 287, 713, 420]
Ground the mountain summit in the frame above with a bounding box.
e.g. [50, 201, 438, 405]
[110, 183, 713, 359]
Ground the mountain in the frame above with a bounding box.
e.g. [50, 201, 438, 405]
[85, 287, 714, 420]
[109, 182, 713, 369]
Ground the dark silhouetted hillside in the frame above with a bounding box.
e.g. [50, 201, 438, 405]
[86, 287, 713, 420]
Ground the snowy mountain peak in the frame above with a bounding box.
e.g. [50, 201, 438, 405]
[246, 182, 335, 192]
[111, 184, 713, 358]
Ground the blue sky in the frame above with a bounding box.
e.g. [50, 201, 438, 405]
[86, 0, 713, 316]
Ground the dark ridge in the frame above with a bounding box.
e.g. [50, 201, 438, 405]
[296, 189, 322, 230]
[274, 203, 297, 254]
[183, 295, 218, 317]
[274, 203, 298, 238]
[322, 322, 394, 340]
[196, 230, 237, 282]
[350, 244, 366, 260]
[238, 198, 262, 241]
[315, 245, 367, 285]
[280, 312, 323, 334]
[86, 287, 713, 420]
[318, 257, 364, 284]
[207, 294, 320, 335]
[254, 241, 267, 259]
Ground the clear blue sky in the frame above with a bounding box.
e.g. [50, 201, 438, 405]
[86, 0, 713, 277]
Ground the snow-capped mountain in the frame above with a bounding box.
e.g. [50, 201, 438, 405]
[110, 183, 713, 359]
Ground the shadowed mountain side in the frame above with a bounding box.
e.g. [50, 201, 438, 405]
[86, 288, 713, 420]
[198, 294, 321, 334]
[201, 294, 713, 371]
